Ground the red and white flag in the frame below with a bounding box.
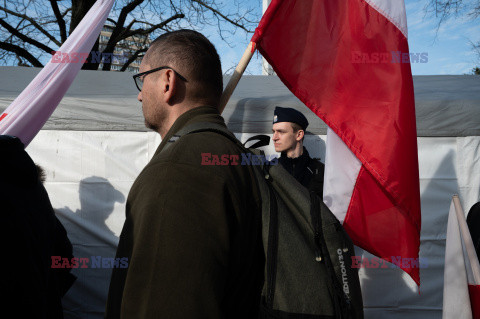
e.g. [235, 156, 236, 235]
[443, 198, 480, 319]
[251, 0, 421, 284]
[0, 0, 114, 147]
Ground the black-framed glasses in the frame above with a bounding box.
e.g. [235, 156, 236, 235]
[133, 66, 188, 92]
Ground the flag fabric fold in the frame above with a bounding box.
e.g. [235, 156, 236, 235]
[0, 0, 114, 147]
[443, 199, 480, 319]
[251, 0, 421, 284]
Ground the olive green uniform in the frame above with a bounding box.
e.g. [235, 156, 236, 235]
[106, 106, 264, 319]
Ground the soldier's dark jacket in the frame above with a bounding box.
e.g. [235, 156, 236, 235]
[106, 106, 264, 319]
[278, 147, 325, 198]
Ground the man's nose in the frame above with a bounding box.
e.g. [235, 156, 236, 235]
[137, 91, 142, 102]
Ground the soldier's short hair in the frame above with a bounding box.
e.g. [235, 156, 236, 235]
[145, 29, 223, 107]
[291, 123, 305, 142]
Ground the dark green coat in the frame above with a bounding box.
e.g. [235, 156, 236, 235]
[106, 106, 264, 319]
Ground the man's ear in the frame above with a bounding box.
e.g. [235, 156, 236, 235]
[296, 130, 305, 141]
[161, 69, 176, 104]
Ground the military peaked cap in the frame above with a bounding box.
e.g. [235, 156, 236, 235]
[273, 106, 309, 131]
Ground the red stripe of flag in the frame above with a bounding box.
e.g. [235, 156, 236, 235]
[469, 285, 480, 319]
[252, 0, 421, 285]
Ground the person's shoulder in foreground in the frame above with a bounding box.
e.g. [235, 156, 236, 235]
[0, 135, 75, 319]
[105, 29, 264, 319]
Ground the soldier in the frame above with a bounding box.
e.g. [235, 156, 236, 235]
[105, 30, 264, 318]
[272, 106, 325, 198]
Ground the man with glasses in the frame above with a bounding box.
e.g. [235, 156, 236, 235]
[105, 30, 264, 319]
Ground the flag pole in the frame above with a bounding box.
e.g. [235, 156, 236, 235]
[453, 194, 480, 284]
[218, 42, 256, 114]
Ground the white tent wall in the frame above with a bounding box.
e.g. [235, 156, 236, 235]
[1, 67, 480, 318]
[27, 131, 159, 318]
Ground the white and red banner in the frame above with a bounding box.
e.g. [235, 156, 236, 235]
[443, 197, 480, 319]
[251, 0, 421, 284]
[0, 0, 114, 147]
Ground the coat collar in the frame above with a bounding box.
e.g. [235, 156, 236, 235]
[155, 106, 226, 155]
[280, 146, 310, 163]
[279, 146, 311, 177]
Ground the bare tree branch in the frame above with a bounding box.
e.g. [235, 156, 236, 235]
[49, 0, 67, 42]
[102, 13, 183, 71]
[70, 0, 97, 34]
[0, 5, 61, 47]
[122, 14, 185, 39]
[63, 8, 72, 18]
[425, 0, 480, 25]
[123, 19, 136, 34]
[114, 0, 145, 38]
[120, 47, 147, 71]
[424, 0, 479, 42]
[0, 18, 54, 54]
[0, 41, 42, 67]
[0, 0, 259, 72]
[102, 0, 145, 70]
[106, 18, 117, 26]
[469, 2, 480, 19]
[43, 7, 71, 25]
[132, 20, 155, 27]
[191, 0, 253, 33]
[16, 54, 30, 67]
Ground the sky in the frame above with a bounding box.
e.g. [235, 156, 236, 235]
[209, 0, 480, 76]
[405, 0, 480, 75]
[3, 0, 477, 75]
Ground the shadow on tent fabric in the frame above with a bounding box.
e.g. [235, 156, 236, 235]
[304, 133, 326, 162]
[224, 97, 246, 133]
[55, 176, 125, 319]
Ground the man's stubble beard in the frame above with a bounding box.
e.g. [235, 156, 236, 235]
[144, 118, 158, 132]
[142, 104, 165, 133]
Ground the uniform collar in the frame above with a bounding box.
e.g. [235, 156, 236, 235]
[280, 146, 310, 162]
[155, 106, 226, 155]
[278, 147, 311, 180]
